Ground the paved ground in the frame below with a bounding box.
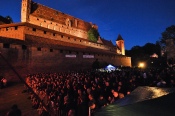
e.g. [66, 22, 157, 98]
[0, 82, 38, 116]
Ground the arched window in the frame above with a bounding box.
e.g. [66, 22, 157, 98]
[65, 18, 71, 27]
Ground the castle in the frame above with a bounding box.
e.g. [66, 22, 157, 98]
[0, 0, 131, 79]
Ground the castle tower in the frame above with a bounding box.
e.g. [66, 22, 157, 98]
[21, 0, 31, 22]
[116, 34, 125, 55]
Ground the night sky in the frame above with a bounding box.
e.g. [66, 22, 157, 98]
[0, 0, 175, 50]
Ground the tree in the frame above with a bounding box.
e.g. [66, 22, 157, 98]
[160, 25, 175, 46]
[0, 15, 13, 24]
[126, 43, 162, 67]
[5, 16, 13, 23]
[87, 28, 99, 42]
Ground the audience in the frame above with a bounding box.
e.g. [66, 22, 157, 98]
[24, 67, 175, 116]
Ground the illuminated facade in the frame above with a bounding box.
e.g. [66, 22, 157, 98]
[0, 0, 131, 79]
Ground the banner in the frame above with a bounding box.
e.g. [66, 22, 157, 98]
[83, 55, 94, 58]
[65, 55, 76, 58]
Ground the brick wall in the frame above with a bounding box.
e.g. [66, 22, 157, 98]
[0, 43, 131, 81]
[0, 26, 25, 40]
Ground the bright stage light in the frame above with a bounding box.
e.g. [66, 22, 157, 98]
[138, 62, 145, 68]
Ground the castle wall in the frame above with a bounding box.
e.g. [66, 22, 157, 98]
[0, 24, 116, 52]
[0, 42, 131, 81]
[0, 26, 25, 40]
[28, 15, 88, 39]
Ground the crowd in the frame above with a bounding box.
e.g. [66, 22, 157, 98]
[25, 67, 175, 116]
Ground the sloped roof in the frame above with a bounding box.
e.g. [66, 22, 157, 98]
[30, 1, 91, 31]
[116, 34, 124, 41]
[100, 38, 114, 47]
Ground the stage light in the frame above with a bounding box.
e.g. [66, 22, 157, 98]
[138, 62, 145, 68]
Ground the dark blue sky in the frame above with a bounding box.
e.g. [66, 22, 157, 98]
[1, 0, 175, 50]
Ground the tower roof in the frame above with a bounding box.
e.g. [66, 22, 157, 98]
[116, 34, 124, 41]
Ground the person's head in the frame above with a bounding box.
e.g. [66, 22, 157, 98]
[77, 89, 82, 95]
[99, 95, 104, 100]
[11, 104, 18, 110]
[119, 93, 124, 99]
[113, 91, 119, 98]
[111, 89, 114, 93]
[88, 94, 94, 100]
[105, 81, 109, 86]
[89, 102, 96, 109]
[108, 95, 112, 102]
[68, 109, 75, 116]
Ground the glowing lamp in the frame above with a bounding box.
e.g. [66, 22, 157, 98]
[139, 62, 145, 68]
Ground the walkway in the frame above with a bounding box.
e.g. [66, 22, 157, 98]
[0, 82, 38, 116]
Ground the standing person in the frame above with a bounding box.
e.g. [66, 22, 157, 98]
[2, 77, 7, 87]
[88, 94, 97, 116]
[7, 104, 21, 116]
[77, 96, 88, 116]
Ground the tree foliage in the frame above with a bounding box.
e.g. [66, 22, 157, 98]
[126, 43, 161, 67]
[5, 16, 13, 23]
[0, 15, 13, 24]
[160, 25, 175, 46]
[88, 28, 99, 42]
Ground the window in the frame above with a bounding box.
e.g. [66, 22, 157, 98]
[68, 37, 70, 39]
[37, 47, 41, 51]
[53, 33, 56, 36]
[37, 18, 39, 20]
[44, 31, 46, 34]
[32, 28, 36, 31]
[6, 27, 9, 31]
[61, 35, 63, 38]
[50, 49, 53, 52]
[3, 43, 10, 48]
[15, 26, 18, 30]
[22, 45, 27, 50]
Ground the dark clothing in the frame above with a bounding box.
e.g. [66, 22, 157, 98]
[7, 108, 21, 116]
[77, 101, 88, 116]
[98, 98, 108, 108]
